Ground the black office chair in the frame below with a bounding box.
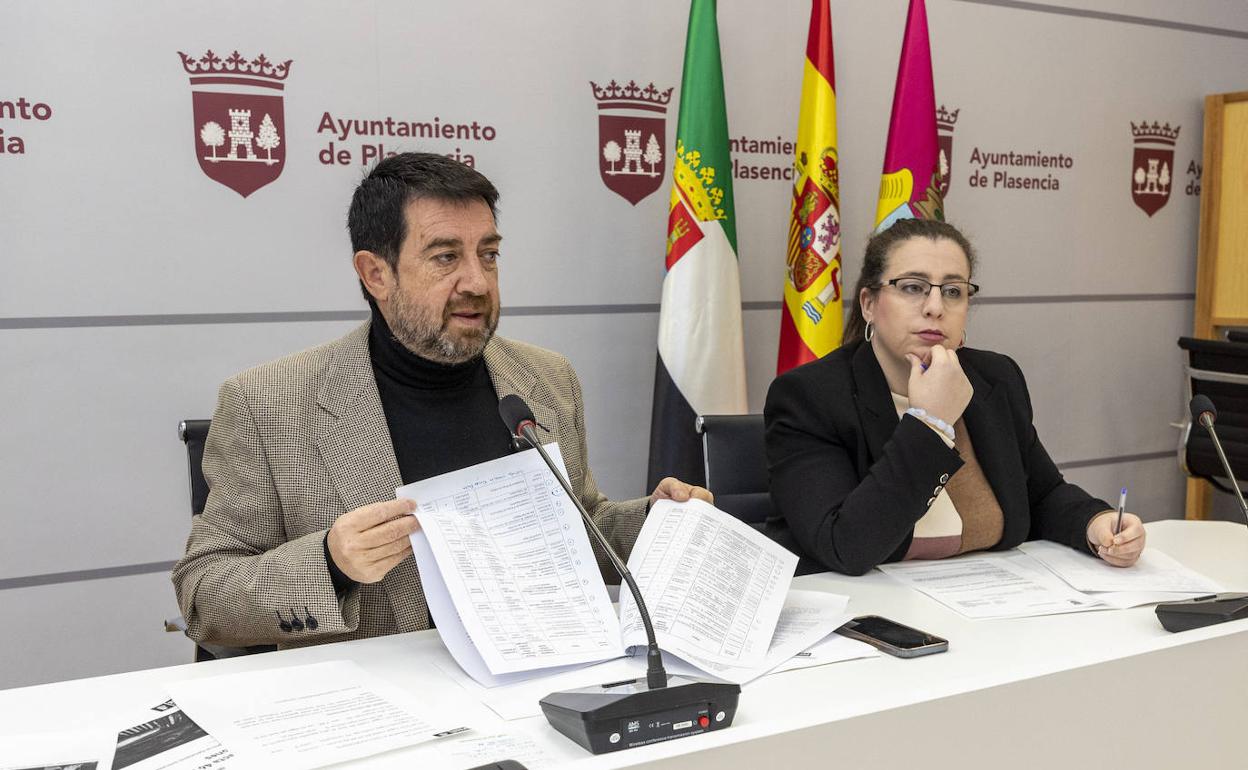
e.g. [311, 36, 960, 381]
[168, 419, 277, 662]
[1177, 337, 1248, 492]
[180, 419, 212, 515]
[695, 414, 773, 528]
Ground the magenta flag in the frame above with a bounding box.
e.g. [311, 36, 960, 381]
[874, 0, 943, 229]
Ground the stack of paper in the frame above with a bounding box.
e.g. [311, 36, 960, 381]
[878, 542, 1224, 619]
[163, 661, 468, 770]
[400, 444, 856, 687]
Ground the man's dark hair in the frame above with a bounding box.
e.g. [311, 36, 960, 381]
[843, 218, 977, 345]
[348, 152, 500, 299]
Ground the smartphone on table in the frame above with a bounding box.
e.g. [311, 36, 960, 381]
[836, 615, 948, 658]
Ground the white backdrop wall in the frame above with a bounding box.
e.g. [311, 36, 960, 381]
[2, 0, 1246, 688]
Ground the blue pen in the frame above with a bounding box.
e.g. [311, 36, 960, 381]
[1114, 487, 1127, 536]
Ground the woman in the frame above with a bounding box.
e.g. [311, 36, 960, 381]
[765, 218, 1146, 576]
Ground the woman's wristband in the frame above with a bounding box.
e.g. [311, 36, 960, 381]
[905, 407, 956, 443]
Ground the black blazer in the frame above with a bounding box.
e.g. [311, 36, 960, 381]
[764, 340, 1110, 576]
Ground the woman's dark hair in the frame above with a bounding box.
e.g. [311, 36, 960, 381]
[842, 218, 977, 345]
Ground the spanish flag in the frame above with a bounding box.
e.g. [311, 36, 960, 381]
[874, 0, 943, 230]
[647, 0, 747, 489]
[778, 0, 842, 374]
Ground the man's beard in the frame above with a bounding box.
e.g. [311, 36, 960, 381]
[388, 291, 498, 365]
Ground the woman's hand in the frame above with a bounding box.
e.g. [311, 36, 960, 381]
[1086, 511, 1146, 567]
[906, 346, 973, 426]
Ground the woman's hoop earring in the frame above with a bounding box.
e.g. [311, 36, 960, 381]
[864, 321, 875, 342]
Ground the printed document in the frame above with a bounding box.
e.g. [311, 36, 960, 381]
[407, 450, 799, 685]
[402, 444, 623, 676]
[110, 698, 234, 770]
[422, 731, 559, 769]
[620, 498, 799, 669]
[878, 551, 1103, 619]
[165, 661, 465, 770]
[768, 630, 879, 675]
[666, 588, 852, 684]
[1017, 540, 1224, 593]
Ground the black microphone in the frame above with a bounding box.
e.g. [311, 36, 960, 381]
[1189, 395, 1248, 518]
[500, 395, 665, 689]
[1155, 395, 1248, 632]
[497, 394, 739, 754]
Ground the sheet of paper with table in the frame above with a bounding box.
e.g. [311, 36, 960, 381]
[456, 591, 869, 722]
[402, 445, 839, 689]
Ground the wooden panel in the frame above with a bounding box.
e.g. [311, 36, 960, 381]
[1192, 94, 1223, 339]
[1188, 92, 1248, 518]
[1212, 101, 1248, 320]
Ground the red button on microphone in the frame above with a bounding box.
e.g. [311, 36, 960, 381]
[698, 715, 710, 728]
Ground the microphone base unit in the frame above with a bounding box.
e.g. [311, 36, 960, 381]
[540, 676, 740, 754]
[1155, 593, 1248, 632]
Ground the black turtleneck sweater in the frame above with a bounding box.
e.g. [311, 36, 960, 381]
[368, 310, 515, 482]
[324, 310, 515, 594]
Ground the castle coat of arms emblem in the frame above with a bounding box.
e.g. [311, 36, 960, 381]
[936, 105, 959, 197]
[1130, 120, 1180, 217]
[590, 80, 673, 205]
[178, 50, 292, 197]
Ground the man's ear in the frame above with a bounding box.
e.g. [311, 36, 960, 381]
[353, 251, 394, 303]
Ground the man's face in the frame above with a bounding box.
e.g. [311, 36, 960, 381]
[384, 197, 501, 364]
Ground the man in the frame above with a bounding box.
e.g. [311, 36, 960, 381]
[173, 152, 709, 649]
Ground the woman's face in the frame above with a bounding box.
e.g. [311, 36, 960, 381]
[860, 236, 972, 370]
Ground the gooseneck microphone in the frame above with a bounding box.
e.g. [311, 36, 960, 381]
[497, 394, 739, 754]
[1190, 395, 1248, 517]
[1155, 395, 1248, 632]
[498, 394, 666, 690]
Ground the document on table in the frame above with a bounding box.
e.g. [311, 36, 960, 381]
[463, 657, 646, 721]
[465, 591, 860, 720]
[421, 731, 559, 769]
[878, 551, 1103, 619]
[402, 443, 623, 677]
[111, 698, 235, 770]
[768, 630, 879, 675]
[1018, 540, 1225, 593]
[165, 661, 466, 770]
[0, 729, 115, 770]
[667, 589, 852, 684]
[620, 498, 799, 669]
[412, 526, 598, 689]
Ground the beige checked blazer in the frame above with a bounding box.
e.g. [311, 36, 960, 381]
[172, 322, 648, 649]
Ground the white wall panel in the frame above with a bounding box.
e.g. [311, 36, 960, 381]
[3, 0, 1245, 686]
[0, 321, 361, 577]
[0, 572, 189, 690]
[1063, 457, 1187, 523]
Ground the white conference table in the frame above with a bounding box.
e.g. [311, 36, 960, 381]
[2, 520, 1245, 769]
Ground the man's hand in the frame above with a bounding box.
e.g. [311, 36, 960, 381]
[1086, 511, 1146, 567]
[327, 499, 420, 583]
[649, 477, 713, 508]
